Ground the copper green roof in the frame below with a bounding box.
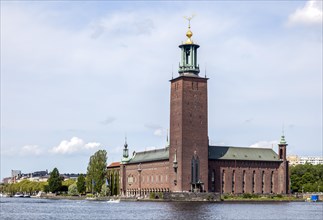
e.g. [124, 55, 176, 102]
[208, 146, 280, 162]
[280, 135, 287, 144]
[127, 147, 169, 164]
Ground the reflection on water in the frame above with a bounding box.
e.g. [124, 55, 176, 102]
[0, 198, 322, 220]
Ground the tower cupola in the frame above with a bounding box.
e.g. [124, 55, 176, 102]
[122, 137, 130, 163]
[178, 16, 200, 76]
[278, 133, 288, 161]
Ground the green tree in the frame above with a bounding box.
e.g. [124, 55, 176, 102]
[48, 168, 62, 193]
[63, 179, 76, 187]
[86, 150, 107, 194]
[68, 183, 79, 196]
[290, 163, 323, 193]
[101, 183, 110, 196]
[77, 174, 86, 195]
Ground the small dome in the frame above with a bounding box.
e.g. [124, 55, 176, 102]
[186, 29, 193, 38]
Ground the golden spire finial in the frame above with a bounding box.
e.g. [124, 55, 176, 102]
[184, 15, 195, 44]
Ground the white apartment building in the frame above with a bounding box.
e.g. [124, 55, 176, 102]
[287, 155, 323, 165]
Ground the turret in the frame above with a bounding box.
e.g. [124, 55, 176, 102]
[278, 134, 287, 161]
[121, 137, 130, 163]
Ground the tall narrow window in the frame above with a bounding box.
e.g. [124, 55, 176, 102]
[211, 170, 215, 192]
[243, 170, 246, 193]
[232, 170, 235, 193]
[262, 171, 265, 194]
[271, 171, 274, 193]
[252, 171, 256, 193]
[222, 170, 225, 193]
[191, 156, 200, 184]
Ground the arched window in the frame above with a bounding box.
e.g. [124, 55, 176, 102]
[262, 171, 265, 194]
[252, 171, 256, 193]
[271, 171, 274, 193]
[222, 170, 225, 193]
[232, 170, 235, 193]
[211, 169, 215, 192]
[191, 156, 200, 184]
[243, 170, 246, 193]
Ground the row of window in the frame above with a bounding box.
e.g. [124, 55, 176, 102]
[173, 82, 200, 91]
[128, 174, 168, 184]
[219, 170, 275, 193]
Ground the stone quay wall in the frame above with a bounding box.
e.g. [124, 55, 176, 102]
[163, 192, 220, 202]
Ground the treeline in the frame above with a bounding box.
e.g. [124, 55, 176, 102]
[0, 170, 85, 196]
[290, 163, 323, 193]
[0, 149, 119, 196]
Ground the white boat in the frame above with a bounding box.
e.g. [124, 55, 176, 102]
[14, 193, 24, 198]
[0, 193, 9, 197]
[107, 199, 120, 203]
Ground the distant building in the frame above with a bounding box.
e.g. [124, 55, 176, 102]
[62, 173, 82, 181]
[2, 177, 12, 184]
[3, 170, 83, 184]
[107, 22, 289, 197]
[11, 170, 21, 183]
[287, 155, 323, 165]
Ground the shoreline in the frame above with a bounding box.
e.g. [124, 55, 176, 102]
[15, 195, 309, 203]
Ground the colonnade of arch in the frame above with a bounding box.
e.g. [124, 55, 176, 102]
[126, 188, 170, 197]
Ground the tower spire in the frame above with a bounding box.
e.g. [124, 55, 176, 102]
[122, 135, 129, 161]
[184, 15, 195, 44]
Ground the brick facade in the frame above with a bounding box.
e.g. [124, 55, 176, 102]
[169, 76, 208, 192]
[107, 27, 289, 197]
[208, 160, 289, 194]
[120, 160, 170, 197]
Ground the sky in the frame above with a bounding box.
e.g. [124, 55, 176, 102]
[1, 1, 322, 180]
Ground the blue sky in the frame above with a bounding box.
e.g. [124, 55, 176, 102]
[1, 1, 322, 180]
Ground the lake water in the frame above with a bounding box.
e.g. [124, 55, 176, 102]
[0, 197, 322, 220]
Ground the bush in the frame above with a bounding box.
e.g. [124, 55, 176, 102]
[149, 192, 156, 199]
[242, 193, 252, 199]
[157, 192, 163, 199]
[101, 184, 110, 196]
[68, 183, 78, 196]
[242, 193, 259, 199]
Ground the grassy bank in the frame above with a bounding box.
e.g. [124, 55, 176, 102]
[221, 193, 304, 202]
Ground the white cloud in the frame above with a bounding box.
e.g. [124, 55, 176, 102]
[153, 129, 163, 137]
[287, 1, 322, 26]
[50, 137, 101, 154]
[84, 142, 101, 149]
[249, 140, 278, 149]
[20, 145, 43, 156]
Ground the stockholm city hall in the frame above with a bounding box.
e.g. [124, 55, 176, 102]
[107, 19, 289, 197]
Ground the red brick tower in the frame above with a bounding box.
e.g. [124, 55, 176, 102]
[278, 134, 289, 194]
[169, 19, 209, 192]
